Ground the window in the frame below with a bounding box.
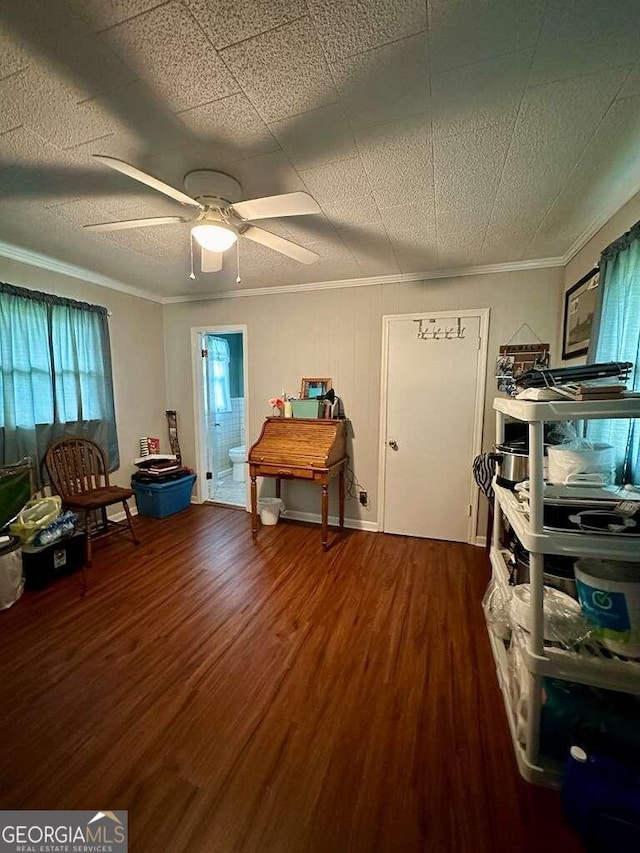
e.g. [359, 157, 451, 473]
[586, 221, 640, 482]
[0, 283, 119, 477]
[207, 336, 231, 414]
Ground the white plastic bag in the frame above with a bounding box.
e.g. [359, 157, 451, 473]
[547, 440, 615, 486]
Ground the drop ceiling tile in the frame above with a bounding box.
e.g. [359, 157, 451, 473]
[332, 34, 429, 130]
[69, 0, 166, 30]
[322, 192, 381, 229]
[226, 150, 307, 198]
[434, 121, 513, 236]
[485, 69, 630, 238]
[380, 202, 436, 244]
[431, 50, 531, 138]
[355, 116, 432, 208]
[269, 104, 356, 170]
[0, 67, 121, 149]
[2, 0, 136, 98]
[102, 1, 239, 112]
[177, 93, 279, 161]
[428, 0, 546, 74]
[529, 0, 640, 86]
[298, 157, 371, 205]
[185, 0, 306, 50]
[525, 96, 640, 259]
[617, 67, 640, 101]
[0, 29, 29, 79]
[436, 229, 486, 268]
[307, 0, 426, 61]
[338, 221, 400, 276]
[220, 17, 337, 122]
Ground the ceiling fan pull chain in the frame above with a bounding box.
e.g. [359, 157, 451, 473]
[236, 239, 241, 284]
[189, 233, 195, 280]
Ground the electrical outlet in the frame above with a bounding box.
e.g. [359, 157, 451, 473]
[359, 490, 367, 505]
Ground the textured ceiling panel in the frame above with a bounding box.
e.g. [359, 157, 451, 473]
[427, 0, 546, 74]
[529, 0, 640, 86]
[330, 34, 429, 130]
[1, 1, 640, 297]
[220, 17, 336, 122]
[431, 50, 531, 138]
[269, 104, 357, 169]
[177, 93, 279, 162]
[307, 0, 426, 61]
[185, 0, 306, 50]
[434, 121, 513, 237]
[356, 117, 432, 209]
[101, 1, 239, 112]
[485, 69, 629, 238]
[525, 96, 640, 259]
[69, 0, 166, 31]
[299, 158, 372, 205]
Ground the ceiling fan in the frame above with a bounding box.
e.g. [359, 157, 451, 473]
[83, 156, 322, 275]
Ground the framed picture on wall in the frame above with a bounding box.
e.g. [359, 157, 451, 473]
[300, 377, 331, 399]
[562, 268, 600, 359]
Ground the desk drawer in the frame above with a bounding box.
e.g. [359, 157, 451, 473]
[251, 463, 315, 479]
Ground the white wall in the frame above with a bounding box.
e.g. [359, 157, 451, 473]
[163, 267, 564, 529]
[558, 189, 640, 364]
[0, 258, 167, 489]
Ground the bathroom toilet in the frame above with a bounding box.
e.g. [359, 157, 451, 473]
[228, 445, 246, 482]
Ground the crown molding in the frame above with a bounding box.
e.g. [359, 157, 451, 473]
[561, 184, 640, 267]
[162, 255, 565, 304]
[0, 240, 164, 303]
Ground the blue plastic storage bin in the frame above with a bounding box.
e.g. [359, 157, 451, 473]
[132, 473, 196, 518]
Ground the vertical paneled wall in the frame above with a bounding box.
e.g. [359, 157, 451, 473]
[164, 268, 563, 529]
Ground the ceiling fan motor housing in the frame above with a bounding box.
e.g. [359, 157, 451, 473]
[183, 170, 243, 206]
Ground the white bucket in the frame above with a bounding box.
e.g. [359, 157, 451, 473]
[258, 497, 284, 525]
[574, 559, 640, 658]
[547, 441, 615, 486]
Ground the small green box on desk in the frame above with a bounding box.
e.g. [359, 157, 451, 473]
[290, 399, 323, 418]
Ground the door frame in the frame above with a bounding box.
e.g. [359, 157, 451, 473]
[377, 308, 490, 544]
[190, 324, 250, 508]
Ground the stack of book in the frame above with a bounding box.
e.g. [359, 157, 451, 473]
[133, 454, 185, 481]
[558, 382, 627, 401]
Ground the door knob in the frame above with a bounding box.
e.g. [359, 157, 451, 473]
[388, 440, 398, 451]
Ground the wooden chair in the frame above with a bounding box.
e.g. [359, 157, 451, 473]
[45, 436, 139, 566]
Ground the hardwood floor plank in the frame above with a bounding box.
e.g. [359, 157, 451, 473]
[0, 507, 583, 851]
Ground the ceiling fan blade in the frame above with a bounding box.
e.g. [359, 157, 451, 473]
[201, 248, 223, 272]
[232, 191, 320, 221]
[93, 155, 203, 209]
[84, 216, 187, 232]
[242, 225, 319, 265]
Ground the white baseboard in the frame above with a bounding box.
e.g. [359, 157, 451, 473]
[474, 535, 487, 547]
[281, 509, 380, 533]
[110, 503, 138, 522]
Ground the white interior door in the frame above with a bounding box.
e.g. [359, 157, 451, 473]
[381, 310, 488, 542]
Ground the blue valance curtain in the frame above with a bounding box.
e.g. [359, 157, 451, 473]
[0, 283, 119, 480]
[586, 220, 640, 482]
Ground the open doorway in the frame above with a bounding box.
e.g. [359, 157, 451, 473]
[192, 325, 249, 509]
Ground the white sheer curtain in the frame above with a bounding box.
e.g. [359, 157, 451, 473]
[207, 336, 231, 414]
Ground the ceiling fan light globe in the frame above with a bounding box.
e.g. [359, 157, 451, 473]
[191, 223, 237, 252]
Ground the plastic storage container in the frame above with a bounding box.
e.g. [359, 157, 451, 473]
[0, 535, 23, 608]
[575, 559, 640, 658]
[290, 399, 322, 418]
[22, 532, 86, 590]
[132, 472, 196, 519]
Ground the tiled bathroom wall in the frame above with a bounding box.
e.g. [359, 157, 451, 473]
[212, 397, 245, 479]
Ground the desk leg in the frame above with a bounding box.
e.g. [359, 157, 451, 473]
[275, 478, 281, 499]
[321, 483, 329, 551]
[339, 466, 345, 528]
[250, 475, 258, 540]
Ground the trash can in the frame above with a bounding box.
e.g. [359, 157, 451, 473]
[258, 497, 284, 525]
[0, 535, 23, 609]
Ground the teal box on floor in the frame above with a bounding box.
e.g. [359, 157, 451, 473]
[132, 472, 196, 518]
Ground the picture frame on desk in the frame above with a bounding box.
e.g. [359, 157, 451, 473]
[300, 377, 331, 399]
[562, 268, 599, 360]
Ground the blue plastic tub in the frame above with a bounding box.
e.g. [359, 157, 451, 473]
[132, 473, 196, 519]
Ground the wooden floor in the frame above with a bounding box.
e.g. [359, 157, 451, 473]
[0, 506, 584, 852]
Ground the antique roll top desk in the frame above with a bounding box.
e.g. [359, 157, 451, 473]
[248, 417, 349, 550]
